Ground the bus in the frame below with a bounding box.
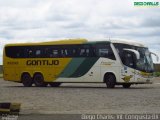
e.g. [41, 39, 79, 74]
[3, 38, 157, 88]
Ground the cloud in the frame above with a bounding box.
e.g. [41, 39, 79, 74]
[142, 17, 160, 27]
[0, 0, 160, 64]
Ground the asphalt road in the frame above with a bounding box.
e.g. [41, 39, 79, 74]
[0, 78, 160, 119]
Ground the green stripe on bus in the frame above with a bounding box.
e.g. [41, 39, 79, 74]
[70, 57, 99, 77]
[59, 58, 86, 77]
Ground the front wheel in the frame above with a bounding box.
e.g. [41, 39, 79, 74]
[33, 73, 47, 87]
[122, 83, 131, 88]
[105, 74, 116, 88]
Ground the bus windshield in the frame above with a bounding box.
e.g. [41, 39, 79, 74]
[114, 43, 154, 73]
[136, 47, 154, 72]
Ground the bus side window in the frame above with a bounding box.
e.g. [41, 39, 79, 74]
[25, 47, 34, 58]
[61, 49, 68, 57]
[122, 52, 134, 68]
[44, 48, 50, 58]
[35, 50, 41, 57]
[72, 48, 78, 57]
[98, 48, 109, 57]
[80, 48, 86, 56]
[86, 49, 90, 56]
[16, 47, 24, 58]
[52, 49, 59, 57]
[28, 50, 33, 57]
[79, 45, 92, 57]
[96, 43, 115, 60]
[25, 49, 32, 57]
[67, 47, 74, 57]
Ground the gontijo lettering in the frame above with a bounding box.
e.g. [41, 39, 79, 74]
[26, 60, 59, 66]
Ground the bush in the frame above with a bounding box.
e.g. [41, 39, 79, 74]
[154, 72, 160, 77]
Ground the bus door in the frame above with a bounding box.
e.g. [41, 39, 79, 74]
[121, 51, 135, 83]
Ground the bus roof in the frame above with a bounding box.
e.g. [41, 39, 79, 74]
[5, 38, 87, 47]
[109, 38, 146, 47]
[90, 38, 146, 47]
[5, 38, 146, 48]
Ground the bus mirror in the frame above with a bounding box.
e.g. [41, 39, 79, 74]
[123, 48, 140, 60]
[150, 52, 159, 62]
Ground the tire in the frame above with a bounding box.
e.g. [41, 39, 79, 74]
[105, 74, 116, 88]
[33, 73, 47, 87]
[50, 82, 61, 87]
[123, 83, 131, 88]
[21, 73, 33, 87]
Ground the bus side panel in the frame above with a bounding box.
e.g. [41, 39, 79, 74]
[55, 57, 100, 82]
[100, 58, 120, 83]
[134, 70, 153, 83]
[23, 58, 72, 82]
[119, 66, 135, 83]
[3, 67, 16, 81]
[3, 57, 20, 82]
[3, 56, 72, 82]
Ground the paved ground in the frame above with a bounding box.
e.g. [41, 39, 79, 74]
[0, 78, 160, 119]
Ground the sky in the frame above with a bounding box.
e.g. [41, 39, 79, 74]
[0, 0, 160, 64]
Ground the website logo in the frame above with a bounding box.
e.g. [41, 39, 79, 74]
[134, 1, 160, 7]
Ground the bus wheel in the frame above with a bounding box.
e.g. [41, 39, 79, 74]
[123, 83, 131, 88]
[105, 74, 116, 88]
[21, 73, 33, 87]
[33, 73, 47, 87]
[50, 82, 61, 87]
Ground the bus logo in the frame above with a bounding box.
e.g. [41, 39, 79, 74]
[26, 60, 59, 66]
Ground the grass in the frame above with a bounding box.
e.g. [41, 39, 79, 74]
[0, 74, 3, 78]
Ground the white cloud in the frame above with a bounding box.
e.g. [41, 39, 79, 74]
[0, 0, 160, 64]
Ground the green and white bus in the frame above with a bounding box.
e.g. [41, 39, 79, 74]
[3, 38, 157, 88]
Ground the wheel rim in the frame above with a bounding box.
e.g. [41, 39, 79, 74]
[34, 74, 46, 87]
[35, 75, 43, 85]
[22, 74, 32, 87]
[106, 75, 116, 88]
